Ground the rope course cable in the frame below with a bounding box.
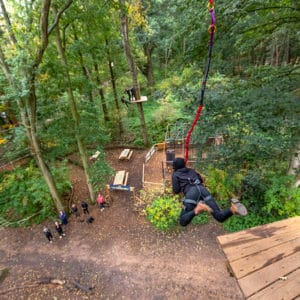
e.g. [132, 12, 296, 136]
[184, 0, 216, 163]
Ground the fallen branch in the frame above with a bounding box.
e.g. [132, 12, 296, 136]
[0, 277, 67, 296]
[71, 280, 94, 293]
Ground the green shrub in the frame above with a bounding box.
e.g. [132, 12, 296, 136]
[264, 175, 300, 218]
[191, 213, 209, 225]
[204, 167, 244, 201]
[0, 161, 70, 227]
[146, 196, 181, 231]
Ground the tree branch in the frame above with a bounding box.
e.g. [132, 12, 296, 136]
[0, 0, 18, 46]
[34, 0, 73, 68]
[246, 6, 300, 14]
[47, 0, 73, 36]
[0, 47, 12, 82]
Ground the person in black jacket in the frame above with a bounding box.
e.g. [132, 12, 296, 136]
[54, 221, 65, 239]
[172, 157, 247, 226]
[43, 226, 53, 243]
[124, 87, 136, 101]
[81, 200, 89, 215]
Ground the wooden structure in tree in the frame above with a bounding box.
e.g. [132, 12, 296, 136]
[217, 216, 300, 300]
[130, 96, 148, 103]
[119, 149, 133, 161]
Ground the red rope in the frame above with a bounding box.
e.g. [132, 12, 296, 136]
[184, 1, 216, 163]
[185, 104, 203, 162]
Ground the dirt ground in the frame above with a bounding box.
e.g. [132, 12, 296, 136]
[0, 148, 244, 300]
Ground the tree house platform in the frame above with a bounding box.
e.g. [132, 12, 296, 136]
[130, 96, 148, 103]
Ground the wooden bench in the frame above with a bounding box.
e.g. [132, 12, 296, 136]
[89, 150, 100, 161]
[113, 170, 129, 186]
[119, 149, 133, 161]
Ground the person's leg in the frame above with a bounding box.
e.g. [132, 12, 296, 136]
[179, 201, 211, 226]
[179, 203, 196, 226]
[197, 185, 233, 223]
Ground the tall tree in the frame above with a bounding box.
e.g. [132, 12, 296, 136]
[119, 0, 149, 145]
[0, 0, 73, 212]
[53, 7, 95, 202]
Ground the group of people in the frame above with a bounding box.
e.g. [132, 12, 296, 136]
[43, 195, 108, 243]
[121, 87, 136, 107]
[43, 158, 247, 243]
[43, 221, 65, 243]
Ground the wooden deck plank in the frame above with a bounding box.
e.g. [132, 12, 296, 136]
[124, 172, 129, 186]
[217, 217, 300, 299]
[218, 217, 299, 244]
[127, 150, 133, 160]
[230, 236, 300, 278]
[247, 267, 300, 300]
[217, 217, 300, 261]
[239, 251, 300, 298]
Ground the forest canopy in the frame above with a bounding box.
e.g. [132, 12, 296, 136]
[0, 0, 299, 230]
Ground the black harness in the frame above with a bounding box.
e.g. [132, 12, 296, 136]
[182, 178, 212, 206]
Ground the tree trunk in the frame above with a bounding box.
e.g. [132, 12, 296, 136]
[105, 38, 124, 135]
[287, 140, 300, 187]
[92, 59, 110, 122]
[54, 22, 95, 202]
[72, 26, 93, 102]
[119, 0, 149, 145]
[137, 42, 155, 90]
[0, 1, 66, 212]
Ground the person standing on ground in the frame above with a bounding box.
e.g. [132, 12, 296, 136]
[81, 200, 89, 214]
[54, 221, 65, 239]
[43, 226, 54, 243]
[71, 203, 80, 218]
[172, 157, 248, 226]
[97, 193, 109, 211]
[59, 210, 68, 225]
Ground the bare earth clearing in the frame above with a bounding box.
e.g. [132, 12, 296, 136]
[0, 149, 244, 299]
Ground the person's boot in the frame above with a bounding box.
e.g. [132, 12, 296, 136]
[230, 199, 248, 216]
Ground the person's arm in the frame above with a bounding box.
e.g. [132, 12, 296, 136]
[172, 174, 181, 194]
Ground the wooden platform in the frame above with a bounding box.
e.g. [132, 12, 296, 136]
[217, 216, 300, 300]
[130, 96, 148, 103]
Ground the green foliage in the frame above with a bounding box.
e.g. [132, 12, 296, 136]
[191, 213, 209, 225]
[90, 151, 114, 191]
[0, 161, 70, 227]
[221, 173, 300, 232]
[204, 167, 244, 201]
[222, 213, 267, 233]
[146, 195, 181, 231]
[264, 175, 300, 218]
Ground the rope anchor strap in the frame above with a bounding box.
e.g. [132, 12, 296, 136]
[184, 1, 216, 163]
